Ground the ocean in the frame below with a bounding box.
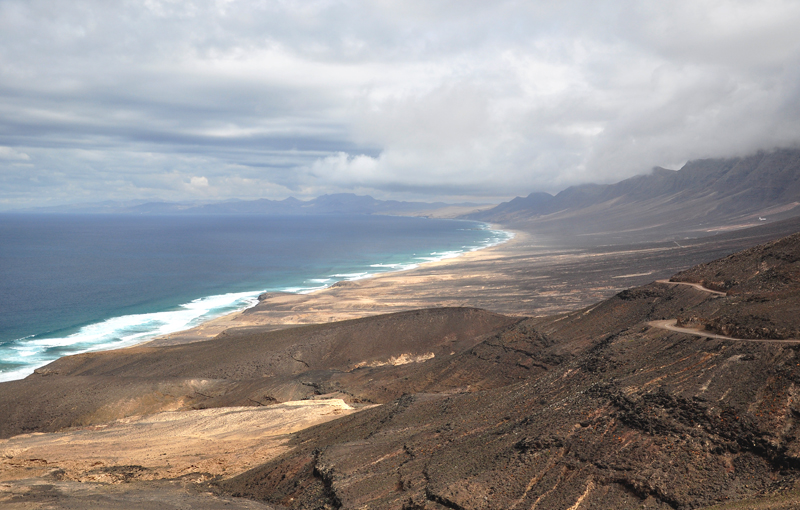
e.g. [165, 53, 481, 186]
[0, 213, 511, 382]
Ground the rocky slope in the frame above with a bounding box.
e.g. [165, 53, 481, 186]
[0, 308, 516, 439]
[219, 233, 800, 509]
[671, 232, 800, 339]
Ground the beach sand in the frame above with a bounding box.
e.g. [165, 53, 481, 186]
[148, 221, 797, 347]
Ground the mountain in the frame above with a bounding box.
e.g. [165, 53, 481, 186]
[13, 194, 490, 217]
[465, 148, 800, 244]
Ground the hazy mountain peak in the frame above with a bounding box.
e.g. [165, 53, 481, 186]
[465, 148, 800, 243]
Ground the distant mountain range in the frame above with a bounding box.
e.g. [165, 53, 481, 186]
[15, 149, 800, 243]
[14, 194, 490, 218]
[464, 148, 800, 244]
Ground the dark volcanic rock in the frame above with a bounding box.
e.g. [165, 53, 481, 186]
[671, 231, 800, 294]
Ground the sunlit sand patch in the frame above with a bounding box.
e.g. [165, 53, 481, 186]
[349, 352, 435, 370]
[0, 399, 364, 484]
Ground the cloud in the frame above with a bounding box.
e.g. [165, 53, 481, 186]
[1, 0, 800, 208]
[190, 176, 209, 187]
[0, 147, 30, 161]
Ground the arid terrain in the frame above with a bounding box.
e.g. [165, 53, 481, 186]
[153, 216, 800, 346]
[3, 215, 800, 508]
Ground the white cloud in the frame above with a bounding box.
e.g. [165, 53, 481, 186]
[190, 175, 209, 187]
[1, 0, 800, 208]
[0, 147, 30, 161]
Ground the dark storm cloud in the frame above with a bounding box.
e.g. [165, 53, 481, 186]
[1, 0, 800, 208]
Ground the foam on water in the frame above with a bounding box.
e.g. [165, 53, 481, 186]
[0, 291, 262, 382]
[0, 221, 514, 382]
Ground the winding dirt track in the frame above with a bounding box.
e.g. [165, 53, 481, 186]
[648, 319, 800, 343]
[650, 281, 800, 343]
[654, 279, 727, 296]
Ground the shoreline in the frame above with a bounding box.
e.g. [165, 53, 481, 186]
[12, 214, 797, 373]
[146, 224, 525, 346]
[150, 218, 800, 348]
[0, 219, 518, 381]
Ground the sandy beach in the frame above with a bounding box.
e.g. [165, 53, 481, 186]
[148, 229, 527, 345]
[149, 220, 799, 347]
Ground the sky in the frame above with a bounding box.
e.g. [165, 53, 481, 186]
[2, 0, 800, 209]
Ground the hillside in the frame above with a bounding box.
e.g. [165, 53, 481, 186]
[0, 308, 515, 439]
[670, 232, 800, 340]
[466, 149, 800, 245]
[218, 232, 800, 509]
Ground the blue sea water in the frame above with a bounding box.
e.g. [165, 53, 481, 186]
[0, 213, 512, 381]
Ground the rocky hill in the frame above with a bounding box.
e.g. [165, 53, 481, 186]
[670, 232, 800, 340]
[216, 232, 800, 509]
[0, 308, 516, 439]
[466, 149, 800, 245]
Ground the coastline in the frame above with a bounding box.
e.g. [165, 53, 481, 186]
[0, 217, 511, 382]
[4, 215, 800, 508]
[147, 224, 525, 346]
[15, 214, 796, 372]
[149, 217, 800, 348]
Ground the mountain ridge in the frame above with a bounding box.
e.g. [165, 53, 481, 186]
[11, 193, 490, 217]
[464, 148, 800, 244]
